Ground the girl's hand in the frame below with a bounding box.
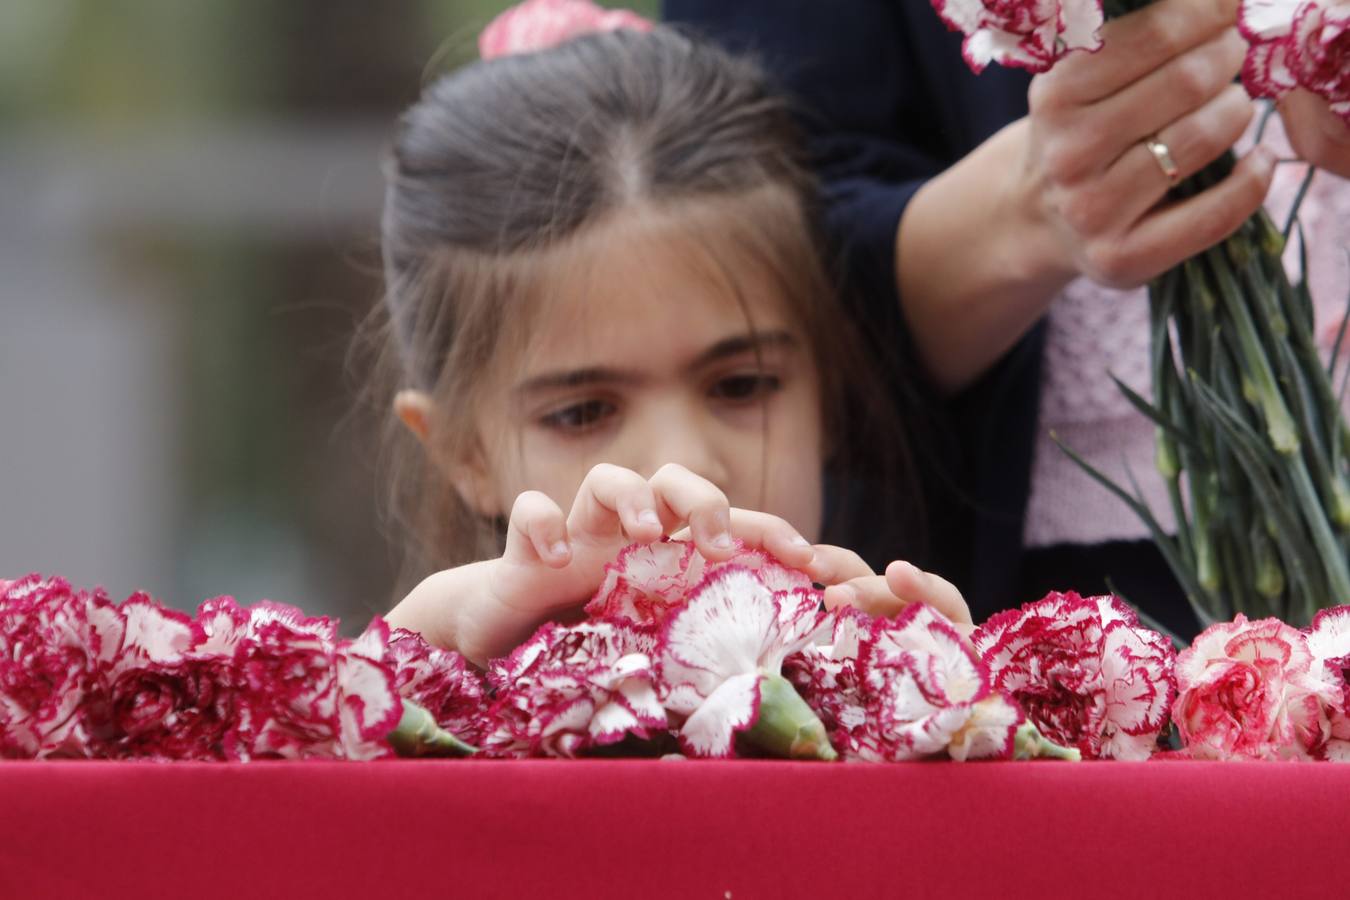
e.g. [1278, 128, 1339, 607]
[1022, 0, 1274, 289]
[486, 462, 813, 620]
[401, 463, 815, 666]
[811, 546, 973, 630]
[1279, 89, 1350, 180]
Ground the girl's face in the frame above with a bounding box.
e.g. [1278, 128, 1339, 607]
[462, 214, 827, 542]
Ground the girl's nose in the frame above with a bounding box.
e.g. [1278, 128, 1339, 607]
[630, 401, 730, 490]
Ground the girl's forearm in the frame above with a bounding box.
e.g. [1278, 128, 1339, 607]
[896, 118, 1075, 394]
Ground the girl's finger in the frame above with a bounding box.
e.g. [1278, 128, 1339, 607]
[504, 490, 571, 567]
[566, 463, 663, 545]
[646, 463, 736, 560]
[802, 544, 874, 586]
[725, 509, 815, 567]
[822, 575, 901, 617]
[667, 510, 815, 568]
[885, 560, 973, 626]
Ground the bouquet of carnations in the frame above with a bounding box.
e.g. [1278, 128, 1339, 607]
[8, 540, 1350, 763]
[933, 0, 1350, 629]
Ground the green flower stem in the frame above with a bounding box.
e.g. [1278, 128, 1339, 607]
[1012, 723, 1081, 761]
[1251, 525, 1285, 602]
[1207, 246, 1300, 454]
[1056, 0, 1350, 626]
[387, 700, 479, 757]
[746, 674, 837, 762]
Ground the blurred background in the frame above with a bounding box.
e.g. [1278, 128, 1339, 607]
[0, 0, 657, 626]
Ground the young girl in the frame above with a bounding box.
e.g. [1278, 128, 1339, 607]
[374, 8, 968, 665]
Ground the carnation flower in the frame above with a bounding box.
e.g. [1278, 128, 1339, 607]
[784, 606, 872, 737]
[387, 626, 487, 746]
[86, 594, 216, 760]
[974, 591, 1175, 760]
[858, 605, 1025, 761]
[479, 0, 652, 61]
[92, 658, 238, 760]
[1174, 615, 1339, 760]
[586, 538, 812, 627]
[1241, 0, 1350, 122]
[1305, 606, 1350, 760]
[0, 575, 125, 758]
[658, 566, 833, 759]
[482, 620, 665, 758]
[932, 0, 1105, 73]
[228, 607, 402, 761]
[1, 579, 483, 761]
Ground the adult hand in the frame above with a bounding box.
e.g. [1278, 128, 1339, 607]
[1023, 0, 1275, 288]
[899, 0, 1276, 393]
[1279, 89, 1350, 179]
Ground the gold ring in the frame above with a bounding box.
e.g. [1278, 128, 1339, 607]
[1145, 136, 1181, 186]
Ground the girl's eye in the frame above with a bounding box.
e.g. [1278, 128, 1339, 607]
[538, 399, 617, 434]
[709, 373, 782, 403]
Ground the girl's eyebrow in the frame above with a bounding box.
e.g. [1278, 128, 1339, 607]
[515, 329, 798, 397]
[515, 367, 639, 396]
[687, 329, 796, 372]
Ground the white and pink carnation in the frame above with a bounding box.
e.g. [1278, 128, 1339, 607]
[974, 591, 1175, 760]
[933, 0, 1105, 73]
[0, 575, 126, 759]
[86, 593, 219, 760]
[482, 620, 665, 758]
[823, 605, 1022, 762]
[1305, 606, 1350, 760]
[1242, 0, 1350, 122]
[784, 606, 872, 737]
[586, 538, 812, 628]
[387, 626, 487, 746]
[228, 606, 402, 761]
[658, 566, 830, 758]
[1174, 614, 1339, 760]
[479, 0, 652, 61]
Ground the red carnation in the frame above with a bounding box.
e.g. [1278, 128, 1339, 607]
[0, 575, 125, 758]
[482, 620, 664, 758]
[974, 591, 1176, 760]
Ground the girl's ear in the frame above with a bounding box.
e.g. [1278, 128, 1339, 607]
[393, 390, 433, 443]
[392, 390, 504, 518]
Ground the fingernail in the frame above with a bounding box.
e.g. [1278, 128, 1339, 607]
[638, 509, 661, 529]
[549, 541, 570, 559]
[711, 531, 734, 550]
[833, 584, 858, 608]
[790, 534, 811, 548]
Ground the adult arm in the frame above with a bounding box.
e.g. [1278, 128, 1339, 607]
[668, 0, 1275, 393]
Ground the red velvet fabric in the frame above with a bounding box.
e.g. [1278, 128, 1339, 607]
[2, 759, 1343, 898]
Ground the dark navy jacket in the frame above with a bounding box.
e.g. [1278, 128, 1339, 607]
[665, 0, 1041, 620]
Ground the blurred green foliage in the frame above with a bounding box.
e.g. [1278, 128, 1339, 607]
[0, 0, 659, 618]
[0, 0, 659, 121]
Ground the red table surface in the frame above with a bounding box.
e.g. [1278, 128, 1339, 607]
[2, 758, 1344, 899]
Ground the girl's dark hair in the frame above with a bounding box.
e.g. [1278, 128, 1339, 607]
[372, 26, 920, 589]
